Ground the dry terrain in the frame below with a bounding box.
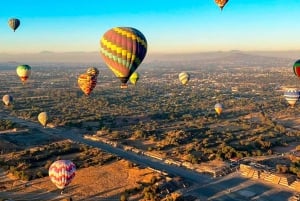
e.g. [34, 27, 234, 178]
[0, 159, 161, 201]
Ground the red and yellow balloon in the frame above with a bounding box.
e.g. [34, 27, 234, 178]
[78, 73, 97, 96]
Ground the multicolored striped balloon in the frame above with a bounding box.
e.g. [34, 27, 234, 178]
[214, 103, 223, 115]
[214, 0, 229, 11]
[2, 94, 13, 106]
[16, 65, 31, 84]
[8, 18, 20, 32]
[78, 73, 97, 96]
[129, 72, 139, 85]
[49, 160, 76, 190]
[293, 60, 300, 78]
[100, 27, 147, 88]
[179, 72, 190, 85]
[284, 88, 299, 108]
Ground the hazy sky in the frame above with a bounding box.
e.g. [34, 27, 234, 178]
[1, 0, 300, 54]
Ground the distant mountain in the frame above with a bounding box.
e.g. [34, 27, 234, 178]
[146, 51, 294, 67]
[0, 50, 298, 66]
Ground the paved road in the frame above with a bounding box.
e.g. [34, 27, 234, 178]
[0, 112, 212, 185]
[0, 112, 296, 201]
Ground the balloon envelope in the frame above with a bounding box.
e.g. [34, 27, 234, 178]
[78, 73, 97, 95]
[179, 72, 190, 85]
[49, 160, 76, 190]
[2, 95, 13, 106]
[293, 60, 300, 78]
[8, 18, 20, 32]
[284, 88, 299, 107]
[214, 103, 223, 115]
[38, 112, 48, 127]
[129, 72, 139, 85]
[86, 67, 99, 78]
[16, 65, 31, 84]
[100, 27, 147, 88]
[214, 0, 229, 10]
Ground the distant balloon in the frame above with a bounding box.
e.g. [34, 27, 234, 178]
[214, 103, 223, 115]
[100, 27, 147, 89]
[214, 0, 229, 11]
[293, 60, 300, 78]
[78, 73, 97, 96]
[178, 72, 190, 85]
[284, 88, 299, 108]
[86, 67, 99, 78]
[129, 72, 139, 85]
[49, 160, 76, 190]
[2, 95, 13, 106]
[38, 112, 48, 127]
[8, 18, 20, 32]
[16, 65, 31, 84]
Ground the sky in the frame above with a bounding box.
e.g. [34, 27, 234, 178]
[1, 0, 300, 54]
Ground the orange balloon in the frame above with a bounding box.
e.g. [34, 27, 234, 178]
[78, 73, 97, 95]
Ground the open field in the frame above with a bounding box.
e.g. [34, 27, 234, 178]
[0, 159, 162, 201]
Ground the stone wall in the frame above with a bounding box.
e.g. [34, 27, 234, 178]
[240, 164, 300, 192]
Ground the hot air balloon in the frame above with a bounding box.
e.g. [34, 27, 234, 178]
[293, 60, 300, 78]
[86, 67, 99, 78]
[179, 72, 190, 85]
[100, 27, 147, 89]
[49, 160, 76, 192]
[284, 88, 299, 108]
[78, 73, 97, 96]
[129, 72, 139, 85]
[2, 95, 13, 106]
[8, 18, 20, 32]
[38, 112, 48, 127]
[16, 65, 31, 84]
[214, 0, 229, 11]
[214, 103, 223, 115]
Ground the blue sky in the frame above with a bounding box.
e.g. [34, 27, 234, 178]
[0, 0, 300, 54]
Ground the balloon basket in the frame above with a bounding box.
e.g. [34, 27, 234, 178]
[120, 84, 128, 89]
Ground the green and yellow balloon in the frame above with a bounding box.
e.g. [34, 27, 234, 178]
[100, 27, 147, 89]
[16, 65, 31, 84]
[129, 72, 139, 85]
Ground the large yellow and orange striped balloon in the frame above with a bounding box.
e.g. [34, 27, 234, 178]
[49, 160, 76, 190]
[78, 73, 97, 96]
[100, 27, 147, 89]
[214, 0, 229, 11]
